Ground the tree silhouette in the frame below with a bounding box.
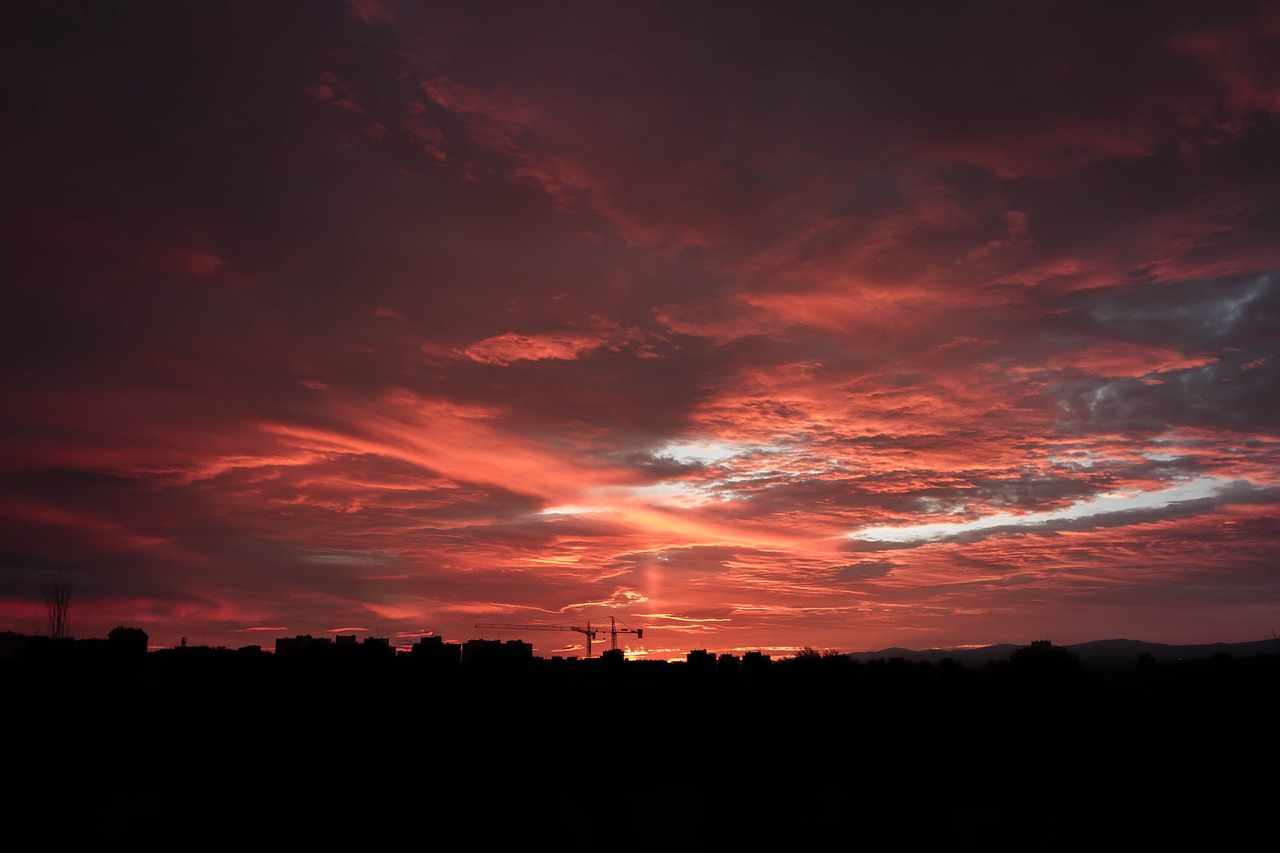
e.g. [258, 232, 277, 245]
[42, 571, 72, 639]
[108, 625, 149, 656]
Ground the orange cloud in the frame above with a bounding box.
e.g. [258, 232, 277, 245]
[1049, 343, 1219, 378]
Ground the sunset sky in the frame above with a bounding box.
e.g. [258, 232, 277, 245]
[3, 0, 1279, 659]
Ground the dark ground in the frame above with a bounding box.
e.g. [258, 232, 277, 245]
[3, 644, 1275, 849]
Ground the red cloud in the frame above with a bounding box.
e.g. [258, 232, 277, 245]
[459, 331, 611, 365]
[1049, 343, 1219, 378]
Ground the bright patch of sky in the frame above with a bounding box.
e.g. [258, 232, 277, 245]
[538, 440, 793, 511]
[658, 439, 787, 465]
[536, 504, 604, 516]
[613, 482, 708, 503]
[850, 475, 1234, 543]
[537, 481, 711, 517]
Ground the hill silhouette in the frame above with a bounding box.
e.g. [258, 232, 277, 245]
[845, 637, 1280, 667]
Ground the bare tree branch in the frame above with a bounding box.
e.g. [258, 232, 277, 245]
[43, 572, 72, 640]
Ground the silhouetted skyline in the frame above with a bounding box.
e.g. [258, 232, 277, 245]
[4, 624, 1276, 846]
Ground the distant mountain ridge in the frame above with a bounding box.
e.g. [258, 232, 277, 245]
[845, 638, 1280, 667]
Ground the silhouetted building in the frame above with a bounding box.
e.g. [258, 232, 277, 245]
[462, 638, 533, 666]
[275, 634, 333, 654]
[361, 636, 394, 659]
[686, 649, 716, 671]
[409, 635, 461, 666]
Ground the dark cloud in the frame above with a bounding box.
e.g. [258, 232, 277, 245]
[834, 561, 897, 582]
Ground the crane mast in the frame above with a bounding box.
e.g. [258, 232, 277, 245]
[601, 615, 642, 651]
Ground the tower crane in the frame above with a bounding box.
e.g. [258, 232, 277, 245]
[474, 617, 644, 657]
[600, 615, 642, 652]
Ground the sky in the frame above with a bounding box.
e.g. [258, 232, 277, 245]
[3, 0, 1279, 660]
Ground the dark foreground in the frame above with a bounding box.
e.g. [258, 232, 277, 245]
[3, 645, 1276, 849]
